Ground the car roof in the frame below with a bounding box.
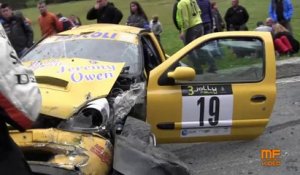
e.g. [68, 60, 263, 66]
[60, 24, 147, 35]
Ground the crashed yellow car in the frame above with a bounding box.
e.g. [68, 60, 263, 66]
[10, 24, 276, 174]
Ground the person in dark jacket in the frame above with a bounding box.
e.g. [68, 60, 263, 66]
[211, 2, 225, 32]
[0, 3, 33, 58]
[126, 1, 148, 28]
[197, 0, 213, 35]
[87, 0, 123, 24]
[224, 0, 249, 31]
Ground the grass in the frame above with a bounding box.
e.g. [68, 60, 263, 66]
[21, 0, 300, 55]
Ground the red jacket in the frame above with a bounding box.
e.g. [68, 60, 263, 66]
[38, 12, 63, 37]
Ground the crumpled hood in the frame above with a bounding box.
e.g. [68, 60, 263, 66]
[24, 58, 125, 119]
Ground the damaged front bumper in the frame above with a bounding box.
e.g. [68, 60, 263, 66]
[10, 128, 113, 175]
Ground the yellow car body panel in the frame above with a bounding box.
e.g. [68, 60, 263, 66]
[45, 30, 139, 45]
[24, 59, 125, 119]
[147, 31, 276, 143]
[10, 128, 113, 175]
[60, 24, 144, 36]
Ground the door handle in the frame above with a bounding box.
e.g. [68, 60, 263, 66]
[251, 95, 266, 102]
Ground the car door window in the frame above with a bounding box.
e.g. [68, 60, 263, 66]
[141, 35, 162, 74]
[180, 37, 264, 83]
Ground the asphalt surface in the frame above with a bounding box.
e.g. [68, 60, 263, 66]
[276, 57, 300, 78]
[159, 57, 300, 175]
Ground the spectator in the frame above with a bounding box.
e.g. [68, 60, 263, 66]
[87, 0, 123, 24]
[126, 1, 148, 28]
[57, 13, 75, 31]
[273, 23, 299, 55]
[176, 0, 212, 74]
[269, 0, 293, 35]
[196, 0, 213, 35]
[69, 14, 81, 27]
[0, 23, 41, 175]
[255, 21, 273, 32]
[149, 15, 162, 42]
[176, 0, 203, 45]
[37, 0, 62, 37]
[0, 3, 33, 58]
[265, 17, 275, 28]
[14, 10, 32, 26]
[211, 1, 225, 32]
[224, 0, 249, 31]
[172, 0, 181, 31]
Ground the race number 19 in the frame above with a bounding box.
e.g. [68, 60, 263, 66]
[182, 94, 233, 128]
[198, 97, 220, 126]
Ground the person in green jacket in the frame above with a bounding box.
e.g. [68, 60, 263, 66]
[176, 0, 203, 45]
[176, 0, 217, 73]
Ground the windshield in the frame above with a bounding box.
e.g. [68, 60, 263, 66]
[23, 37, 141, 74]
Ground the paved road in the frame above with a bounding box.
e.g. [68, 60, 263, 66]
[159, 76, 300, 175]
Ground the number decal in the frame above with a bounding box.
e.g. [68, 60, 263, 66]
[181, 85, 233, 137]
[209, 97, 220, 126]
[188, 86, 194, 96]
[197, 97, 205, 126]
[197, 97, 220, 127]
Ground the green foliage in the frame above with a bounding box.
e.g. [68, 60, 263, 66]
[20, 0, 300, 55]
[2, 0, 28, 9]
[26, 0, 38, 8]
[2, 0, 89, 9]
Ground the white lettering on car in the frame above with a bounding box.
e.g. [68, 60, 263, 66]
[71, 72, 113, 83]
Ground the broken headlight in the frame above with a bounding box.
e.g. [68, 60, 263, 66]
[58, 98, 110, 133]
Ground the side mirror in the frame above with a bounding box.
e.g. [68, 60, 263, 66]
[167, 67, 196, 81]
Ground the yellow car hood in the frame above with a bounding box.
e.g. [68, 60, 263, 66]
[25, 58, 125, 119]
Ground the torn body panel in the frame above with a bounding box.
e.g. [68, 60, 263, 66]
[10, 128, 113, 175]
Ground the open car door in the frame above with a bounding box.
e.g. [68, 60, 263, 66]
[147, 32, 276, 143]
